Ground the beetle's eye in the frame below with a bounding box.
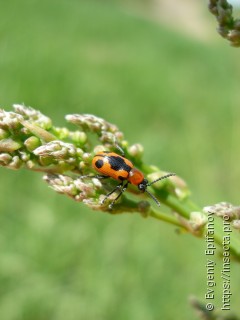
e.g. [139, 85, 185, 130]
[138, 183, 146, 192]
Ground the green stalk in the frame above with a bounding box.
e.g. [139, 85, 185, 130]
[148, 206, 186, 229]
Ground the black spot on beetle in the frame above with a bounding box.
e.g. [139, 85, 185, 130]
[95, 159, 104, 169]
[109, 156, 131, 172]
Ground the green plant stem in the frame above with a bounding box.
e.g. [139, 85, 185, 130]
[149, 206, 186, 229]
[163, 195, 191, 219]
[139, 162, 240, 260]
[157, 195, 240, 260]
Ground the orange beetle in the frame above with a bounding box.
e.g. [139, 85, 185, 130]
[91, 145, 175, 209]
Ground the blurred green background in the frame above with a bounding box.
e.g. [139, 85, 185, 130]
[0, 0, 240, 319]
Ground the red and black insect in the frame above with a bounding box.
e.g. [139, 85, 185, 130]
[91, 144, 175, 209]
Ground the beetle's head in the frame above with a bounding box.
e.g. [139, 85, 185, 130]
[137, 173, 176, 206]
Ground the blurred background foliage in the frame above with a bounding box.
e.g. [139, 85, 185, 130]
[0, 0, 240, 319]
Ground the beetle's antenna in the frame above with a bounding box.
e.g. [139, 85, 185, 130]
[145, 189, 161, 206]
[147, 173, 176, 186]
[145, 173, 175, 206]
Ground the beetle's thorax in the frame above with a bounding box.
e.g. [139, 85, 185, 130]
[128, 168, 145, 186]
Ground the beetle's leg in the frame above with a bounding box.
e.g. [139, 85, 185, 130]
[93, 175, 109, 179]
[109, 182, 129, 209]
[100, 182, 124, 205]
[80, 174, 109, 179]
